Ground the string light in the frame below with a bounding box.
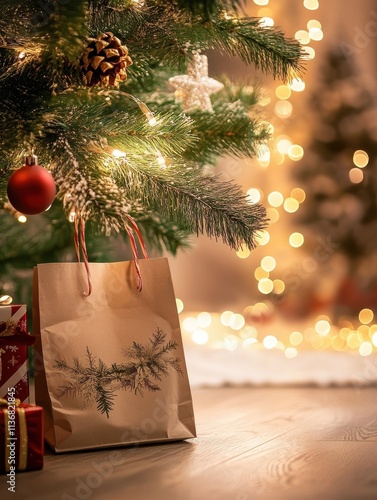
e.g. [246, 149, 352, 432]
[309, 27, 324, 41]
[295, 30, 310, 44]
[263, 335, 278, 349]
[275, 85, 291, 100]
[18, 52, 26, 60]
[289, 78, 306, 92]
[353, 150, 369, 168]
[303, 0, 319, 10]
[247, 188, 262, 204]
[288, 144, 304, 161]
[267, 191, 284, 207]
[176, 298, 184, 313]
[236, 246, 251, 259]
[255, 230, 270, 246]
[197, 311, 212, 328]
[349, 168, 363, 184]
[192, 329, 209, 345]
[290, 188, 306, 203]
[289, 232, 304, 247]
[112, 149, 126, 158]
[259, 17, 274, 27]
[17, 214, 27, 223]
[307, 19, 321, 29]
[253, 0, 269, 4]
[276, 138, 292, 154]
[273, 279, 285, 294]
[303, 46, 316, 60]
[283, 197, 299, 213]
[359, 308, 374, 324]
[261, 256, 276, 272]
[275, 100, 293, 118]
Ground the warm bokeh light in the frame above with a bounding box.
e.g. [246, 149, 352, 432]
[359, 308, 374, 325]
[295, 30, 310, 44]
[285, 347, 298, 358]
[283, 198, 300, 213]
[253, 0, 269, 4]
[197, 311, 212, 328]
[224, 335, 239, 351]
[315, 320, 331, 336]
[17, 215, 27, 223]
[267, 191, 284, 207]
[309, 27, 324, 41]
[273, 279, 285, 294]
[353, 150, 369, 168]
[307, 19, 321, 29]
[229, 313, 245, 331]
[220, 310, 234, 327]
[254, 266, 270, 280]
[112, 149, 126, 158]
[236, 246, 251, 259]
[266, 207, 280, 223]
[289, 232, 304, 247]
[289, 78, 306, 92]
[359, 342, 373, 356]
[303, 0, 319, 10]
[290, 331, 304, 346]
[192, 329, 209, 345]
[259, 17, 274, 27]
[275, 85, 291, 100]
[255, 230, 271, 246]
[261, 256, 276, 272]
[349, 168, 364, 184]
[258, 278, 274, 294]
[288, 144, 304, 161]
[263, 335, 278, 349]
[176, 298, 184, 313]
[182, 317, 198, 332]
[257, 147, 271, 167]
[275, 100, 293, 118]
[303, 46, 316, 59]
[247, 188, 262, 204]
[291, 187, 306, 203]
[276, 138, 292, 154]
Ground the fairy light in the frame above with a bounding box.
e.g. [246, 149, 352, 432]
[0, 295, 13, 305]
[192, 329, 209, 345]
[224, 335, 239, 351]
[315, 319, 331, 336]
[182, 317, 198, 332]
[112, 149, 126, 158]
[176, 298, 184, 314]
[220, 310, 234, 326]
[267, 191, 284, 207]
[307, 19, 321, 29]
[236, 246, 251, 259]
[289, 232, 304, 248]
[255, 267, 269, 280]
[372, 332, 377, 347]
[261, 256, 276, 272]
[263, 335, 278, 349]
[285, 347, 298, 358]
[275, 85, 291, 100]
[295, 30, 310, 44]
[288, 144, 304, 161]
[283, 197, 299, 213]
[291, 188, 306, 203]
[18, 52, 26, 60]
[309, 27, 324, 41]
[275, 100, 293, 118]
[258, 278, 274, 294]
[359, 342, 373, 356]
[276, 138, 292, 154]
[259, 17, 274, 27]
[69, 211, 76, 223]
[349, 168, 363, 184]
[243, 338, 258, 348]
[156, 151, 166, 168]
[257, 147, 271, 167]
[255, 230, 270, 246]
[197, 311, 212, 328]
[266, 207, 280, 223]
[359, 308, 374, 324]
[229, 314, 245, 331]
[303, 46, 316, 60]
[353, 150, 369, 168]
[347, 332, 363, 349]
[290, 331, 303, 346]
[303, 0, 319, 10]
[253, 0, 269, 4]
[273, 279, 285, 294]
[289, 78, 306, 92]
[17, 215, 27, 223]
[247, 188, 262, 204]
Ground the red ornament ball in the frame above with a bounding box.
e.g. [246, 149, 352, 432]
[7, 155, 56, 215]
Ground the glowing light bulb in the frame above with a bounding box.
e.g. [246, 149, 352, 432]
[69, 211, 76, 222]
[289, 79, 306, 92]
[255, 230, 270, 246]
[257, 147, 271, 167]
[197, 312, 212, 328]
[303, 46, 316, 60]
[261, 256, 276, 272]
[18, 215, 27, 223]
[229, 314, 245, 331]
[236, 246, 251, 259]
[275, 100, 293, 118]
[353, 150, 369, 168]
[289, 232, 304, 248]
[247, 188, 262, 204]
[253, 0, 269, 4]
[291, 188, 306, 203]
[303, 0, 319, 10]
[290, 331, 303, 346]
[283, 198, 299, 213]
[295, 30, 310, 44]
[359, 342, 373, 356]
[176, 298, 184, 313]
[276, 138, 292, 154]
[273, 280, 285, 294]
[275, 85, 291, 100]
[182, 317, 198, 332]
[263, 335, 278, 349]
[268, 191, 284, 207]
[192, 329, 209, 345]
[307, 19, 321, 29]
[259, 17, 274, 27]
[359, 308, 374, 325]
[315, 320, 331, 336]
[258, 279, 274, 294]
[221, 311, 234, 326]
[288, 144, 304, 161]
[285, 347, 298, 358]
[18, 52, 26, 60]
[309, 27, 324, 41]
[112, 149, 126, 158]
[349, 168, 363, 184]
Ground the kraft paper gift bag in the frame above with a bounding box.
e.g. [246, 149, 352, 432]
[33, 257, 196, 453]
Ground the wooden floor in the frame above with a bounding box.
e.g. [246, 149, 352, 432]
[4, 387, 377, 500]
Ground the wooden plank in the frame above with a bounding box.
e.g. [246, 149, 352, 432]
[5, 387, 377, 500]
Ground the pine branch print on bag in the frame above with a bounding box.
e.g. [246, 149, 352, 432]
[54, 328, 182, 418]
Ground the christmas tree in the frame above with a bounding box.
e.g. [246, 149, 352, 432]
[0, 0, 303, 302]
[296, 46, 377, 317]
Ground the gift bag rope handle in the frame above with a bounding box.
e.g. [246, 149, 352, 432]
[74, 216, 148, 296]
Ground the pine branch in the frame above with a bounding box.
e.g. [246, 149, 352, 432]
[117, 161, 267, 250]
[175, 0, 246, 20]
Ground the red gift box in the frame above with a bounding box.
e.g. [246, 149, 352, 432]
[0, 396, 44, 474]
[0, 305, 35, 403]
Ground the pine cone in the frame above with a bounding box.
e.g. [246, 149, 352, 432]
[80, 32, 132, 88]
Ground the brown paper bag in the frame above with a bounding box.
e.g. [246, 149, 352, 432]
[33, 257, 196, 452]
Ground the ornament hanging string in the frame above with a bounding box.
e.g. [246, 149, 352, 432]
[73, 215, 148, 296]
